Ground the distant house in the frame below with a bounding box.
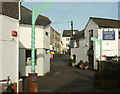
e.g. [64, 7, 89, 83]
[71, 17, 120, 70]
[0, 1, 19, 92]
[62, 30, 79, 54]
[19, 5, 51, 76]
[50, 27, 61, 54]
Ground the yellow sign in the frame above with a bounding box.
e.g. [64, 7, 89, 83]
[51, 51, 54, 54]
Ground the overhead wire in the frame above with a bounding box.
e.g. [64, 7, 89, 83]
[53, 2, 83, 23]
[52, 21, 71, 24]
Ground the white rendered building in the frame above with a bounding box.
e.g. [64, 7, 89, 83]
[0, 1, 20, 92]
[71, 17, 120, 70]
[19, 6, 51, 76]
[62, 30, 78, 54]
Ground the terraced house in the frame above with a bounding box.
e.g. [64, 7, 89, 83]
[50, 27, 61, 54]
[19, 5, 51, 76]
[62, 30, 78, 54]
[0, 1, 52, 92]
[71, 17, 120, 70]
[0, 1, 20, 92]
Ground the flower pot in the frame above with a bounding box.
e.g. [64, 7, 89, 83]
[72, 63, 75, 67]
[80, 64, 84, 69]
[85, 66, 89, 70]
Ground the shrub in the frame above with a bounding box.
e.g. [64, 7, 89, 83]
[84, 61, 89, 66]
[70, 59, 75, 63]
[101, 61, 120, 80]
[78, 60, 84, 65]
[101, 66, 114, 80]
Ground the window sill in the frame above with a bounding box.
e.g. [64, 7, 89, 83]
[25, 64, 37, 66]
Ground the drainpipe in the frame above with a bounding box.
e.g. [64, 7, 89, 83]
[17, 0, 21, 92]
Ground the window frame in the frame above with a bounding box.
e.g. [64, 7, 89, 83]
[45, 32, 49, 36]
[25, 49, 37, 66]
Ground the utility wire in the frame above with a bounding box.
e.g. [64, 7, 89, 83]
[54, 2, 82, 23]
[52, 2, 118, 31]
[51, 21, 71, 24]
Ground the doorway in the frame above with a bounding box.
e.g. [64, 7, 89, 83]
[73, 55, 76, 63]
[88, 29, 94, 69]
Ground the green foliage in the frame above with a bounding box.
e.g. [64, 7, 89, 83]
[70, 59, 75, 63]
[78, 60, 84, 65]
[101, 66, 114, 80]
[84, 61, 89, 66]
[95, 61, 120, 80]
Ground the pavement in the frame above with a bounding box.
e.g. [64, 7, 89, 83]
[22, 54, 120, 92]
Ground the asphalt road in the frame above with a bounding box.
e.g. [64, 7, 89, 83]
[22, 54, 120, 92]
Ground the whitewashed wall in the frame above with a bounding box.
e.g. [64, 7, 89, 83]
[0, 15, 2, 80]
[43, 25, 50, 74]
[0, 15, 18, 83]
[71, 19, 99, 69]
[19, 25, 44, 49]
[43, 25, 50, 49]
[71, 19, 120, 70]
[62, 37, 70, 50]
[82, 19, 119, 70]
[19, 24, 50, 76]
[71, 38, 87, 64]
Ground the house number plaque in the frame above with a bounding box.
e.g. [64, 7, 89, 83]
[32, 75, 36, 82]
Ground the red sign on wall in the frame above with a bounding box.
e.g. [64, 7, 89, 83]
[11, 31, 17, 36]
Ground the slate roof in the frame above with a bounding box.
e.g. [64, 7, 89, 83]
[62, 30, 79, 37]
[50, 27, 61, 35]
[90, 17, 120, 28]
[74, 29, 85, 39]
[20, 5, 51, 26]
[0, 2, 19, 19]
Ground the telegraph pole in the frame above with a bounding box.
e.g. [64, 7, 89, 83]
[71, 21, 73, 39]
[69, 21, 73, 56]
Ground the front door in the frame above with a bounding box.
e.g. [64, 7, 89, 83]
[88, 54, 94, 69]
[88, 29, 94, 69]
[73, 55, 76, 63]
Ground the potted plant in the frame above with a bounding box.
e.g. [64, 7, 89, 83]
[70, 59, 75, 66]
[79, 60, 84, 69]
[84, 61, 89, 70]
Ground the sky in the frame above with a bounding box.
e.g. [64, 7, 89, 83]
[21, 2, 118, 32]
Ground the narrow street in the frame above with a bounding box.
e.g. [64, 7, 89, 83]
[1, 2, 120, 93]
[23, 54, 96, 92]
